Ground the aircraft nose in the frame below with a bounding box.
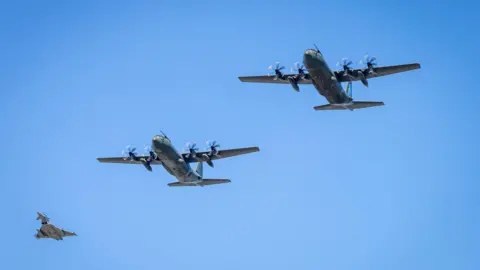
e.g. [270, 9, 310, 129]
[152, 135, 169, 149]
[303, 49, 322, 69]
[303, 51, 315, 68]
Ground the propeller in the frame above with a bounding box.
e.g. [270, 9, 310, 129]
[122, 145, 138, 160]
[336, 58, 353, 71]
[291, 62, 306, 75]
[206, 140, 220, 155]
[184, 142, 198, 157]
[360, 54, 377, 70]
[268, 62, 285, 80]
[144, 145, 157, 160]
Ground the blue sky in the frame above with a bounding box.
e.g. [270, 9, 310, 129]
[0, 1, 478, 269]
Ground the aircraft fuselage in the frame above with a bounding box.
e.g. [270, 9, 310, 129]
[303, 49, 352, 104]
[151, 135, 201, 183]
[37, 224, 65, 240]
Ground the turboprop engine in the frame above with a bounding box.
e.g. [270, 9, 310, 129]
[141, 145, 160, 172]
[287, 77, 300, 92]
[202, 140, 221, 168]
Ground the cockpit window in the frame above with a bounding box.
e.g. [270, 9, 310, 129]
[305, 49, 322, 56]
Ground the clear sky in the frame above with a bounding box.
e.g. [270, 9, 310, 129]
[0, 1, 478, 269]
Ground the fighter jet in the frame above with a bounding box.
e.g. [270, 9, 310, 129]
[97, 132, 260, 187]
[238, 45, 421, 111]
[34, 212, 77, 241]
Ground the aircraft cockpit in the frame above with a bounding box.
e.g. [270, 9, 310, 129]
[305, 48, 322, 57]
[153, 135, 171, 145]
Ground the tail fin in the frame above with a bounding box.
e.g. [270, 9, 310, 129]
[196, 162, 203, 178]
[36, 212, 49, 223]
[346, 81, 353, 98]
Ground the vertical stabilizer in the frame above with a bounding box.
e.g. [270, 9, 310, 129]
[196, 162, 203, 179]
[346, 81, 353, 98]
[36, 212, 49, 223]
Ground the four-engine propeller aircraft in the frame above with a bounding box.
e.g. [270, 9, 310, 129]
[34, 212, 77, 241]
[238, 45, 421, 111]
[96, 132, 260, 187]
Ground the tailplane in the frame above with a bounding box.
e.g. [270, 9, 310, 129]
[314, 81, 384, 111]
[314, 101, 384, 111]
[167, 179, 231, 187]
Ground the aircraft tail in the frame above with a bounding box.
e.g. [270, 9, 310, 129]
[167, 179, 231, 187]
[36, 212, 49, 222]
[196, 162, 203, 178]
[314, 101, 384, 111]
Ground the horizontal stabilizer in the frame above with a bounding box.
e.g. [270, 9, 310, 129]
[314, 101, 384, 111]
[167, 179, 231, 187]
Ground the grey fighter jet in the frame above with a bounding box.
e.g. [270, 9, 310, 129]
[238, 45, 421, 111]
[34, 212, 77, 241]
[97, 132, 260, 187]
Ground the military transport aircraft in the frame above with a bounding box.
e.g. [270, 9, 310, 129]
[238, 45, 421, 111]
[96, 132, 260, 187]
[34, 212, 77, 241]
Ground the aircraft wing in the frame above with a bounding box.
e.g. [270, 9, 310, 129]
[182, 147, 260, 163]
[96, 157, 162, 165]
[238, 75, 312, 84]
[35, 232, 48, 239]
[335, 63, 421, 82]
[62, 229, 77, 237]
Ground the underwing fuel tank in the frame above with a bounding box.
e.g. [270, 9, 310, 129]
[287, 77, 300, 92]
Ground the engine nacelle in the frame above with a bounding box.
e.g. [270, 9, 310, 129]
[148, 151, 158, 161]
[202, 153, 214, 168]
[287, 77, 300, 92]
[357, 72, 368, 87]
[141, 159, 152, 171]
[128, 152, 137, 161]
